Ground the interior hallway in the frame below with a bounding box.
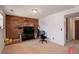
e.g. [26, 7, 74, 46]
[2, 39, 79, 54]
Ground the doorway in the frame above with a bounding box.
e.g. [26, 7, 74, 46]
[0, 12, 4, 53]
[65, 12, 79, 44]
[66, 17, 75, 42]
[75, 20, 79, 40]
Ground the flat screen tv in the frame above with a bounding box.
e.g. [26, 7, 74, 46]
[23, 26, 34, 33]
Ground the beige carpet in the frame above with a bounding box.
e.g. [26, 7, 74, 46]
[2, 39, 79, 54]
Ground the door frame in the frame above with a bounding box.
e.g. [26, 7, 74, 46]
[64, 16, 75, 44]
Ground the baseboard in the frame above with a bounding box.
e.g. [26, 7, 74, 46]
[48, 38, 64, 46]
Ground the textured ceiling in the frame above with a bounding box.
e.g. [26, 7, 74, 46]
[1, 5, 77, 18]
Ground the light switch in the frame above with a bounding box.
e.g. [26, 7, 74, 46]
[61, 28, 62, 31]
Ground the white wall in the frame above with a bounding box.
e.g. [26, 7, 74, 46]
[39, 7, 79, 46]
[0, 7, 5, 53]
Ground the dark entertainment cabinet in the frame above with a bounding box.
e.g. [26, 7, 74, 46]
[21, 26, 35, 41]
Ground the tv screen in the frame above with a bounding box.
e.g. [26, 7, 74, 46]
[23, 26, 34, 33]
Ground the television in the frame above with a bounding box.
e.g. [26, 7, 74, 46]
[23, 26, 34, 33]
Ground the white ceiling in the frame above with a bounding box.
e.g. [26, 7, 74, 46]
[1, 5, 78, 18]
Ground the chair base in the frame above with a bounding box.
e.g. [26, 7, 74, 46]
[41, 39, 47, 43]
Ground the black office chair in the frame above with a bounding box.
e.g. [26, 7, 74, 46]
[40, 31, 47, 43]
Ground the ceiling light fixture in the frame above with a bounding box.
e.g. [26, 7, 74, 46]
[32, 8, 39, 13]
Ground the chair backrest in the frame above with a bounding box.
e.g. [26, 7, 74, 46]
[40, 31, 45, 35]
